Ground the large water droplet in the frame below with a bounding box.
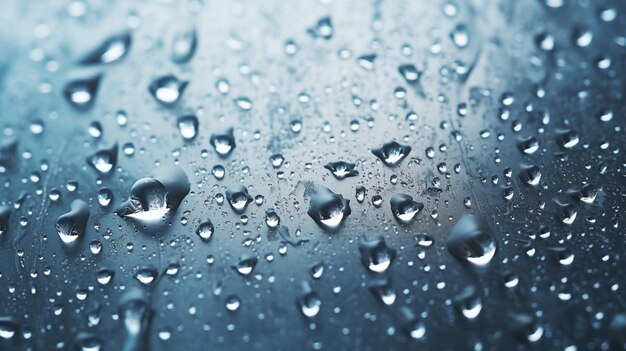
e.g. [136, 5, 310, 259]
[371, 141, 411, 167]
[358, 236, 396, 273]
[453, 286, 482, 319]
[446, 215, 497, 266]
[390, 194, 423, 224]
[226, 185, 253, 213]
[116, 166, 190, 224]
[307, 186, 351, 231]
[149, 75, 188, 107]
[234, 254, 258, 276]
[171, 29, 197, 64]
[177, 115, 199, 141]
[56, 199, 90, 245]
[87, 143, 118, 175]
[80, 32, 131, 65]
[368, 277, 396, 305]
[297, 282, 321, 318]
[64, 75, 102, 110]
[196, 220, 214, 241]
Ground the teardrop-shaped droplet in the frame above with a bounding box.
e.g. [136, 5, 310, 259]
[446, 215, 496, 266]
[80, 32, 131, 65]
[297, 281, 322, 318]
[56, 199, 90, 245]
[450, 24, 470, 48]
[119, 288, 153, 351]
[510, 313, 544, 342]
[307, 16, 333, 40]
[453, 286, 482, 319]
[368, 277, 396, 305]
[398, 64, 421, 83]
[520, 165, 542, 186]
[171, 29, 197, 64]
[234, 254, 258, 276]
[358, 236, 396, 273]
[64, 75, 102, 110]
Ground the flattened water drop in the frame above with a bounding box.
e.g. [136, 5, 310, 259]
[371, 141, 411, 167]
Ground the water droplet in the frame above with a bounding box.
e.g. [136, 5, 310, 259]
[64, 75, 102, 110]
[446, 215, 496, 266]
[80, 32, 131, 65]
[453, 286, 482, 319]
[297, 282, 321, 318]
[310, 262, 325, 279]
[171, 29, 197, 64]
[149, 75, 188, 106]
[135, 266, 158, 285]
[371, 141, 411, 167]
[578, 184, 597, 204]
[307, 16, 333, 40]
[225, 294, 241, 311]
[324, 161, 358, 180]
[368, 277, 396, 305]
[511, 313, 543, 342]
[390, 194, 423, 224]
[87, 143, 118, 175]
[307, 186, 351, 231]
[196, 221, 214, 241]
[450, 24, 470, 48]
[357, 53, 376, 70]
[56, 199, 90, 245]
[226, 185, 253, 213]
[234, 254, 258, 276]
[98, 188, 113, 207]
[0, 316, 18, 340]
[177, 115, 199, 141]
[234, 96, 253, 111]
[398, 64, 421, 83]
[210, 128, 236, 158]
[116, 166, 190, 223]
[520, 165, 542, 186]
[358, 236, 396, 273]
[265, 209, 280, 229]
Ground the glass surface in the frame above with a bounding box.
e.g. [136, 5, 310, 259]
[0, 0, 625, 350]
